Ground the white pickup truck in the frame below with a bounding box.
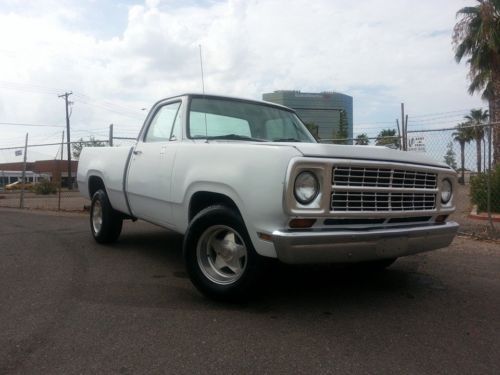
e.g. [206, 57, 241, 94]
[78, 94, 458, 300]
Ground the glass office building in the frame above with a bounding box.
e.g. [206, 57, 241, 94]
[262, 90, 353, 141]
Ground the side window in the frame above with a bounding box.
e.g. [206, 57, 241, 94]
[144, 102, 181, 142]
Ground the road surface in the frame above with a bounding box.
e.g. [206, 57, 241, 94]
[1, 209, 499, 374]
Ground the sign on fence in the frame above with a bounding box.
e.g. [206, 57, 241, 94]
[408, 136, 426, 152]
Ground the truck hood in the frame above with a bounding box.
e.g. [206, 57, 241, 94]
[278, 143, 450, 169]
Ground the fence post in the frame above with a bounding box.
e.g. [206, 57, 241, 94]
[109, 124, 114, 147]
[487, 122, 494, 232]
[58, 131, 64, 211]
[19, 133, 28, 209]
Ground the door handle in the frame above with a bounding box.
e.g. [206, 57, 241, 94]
[133, 150, 142, 155]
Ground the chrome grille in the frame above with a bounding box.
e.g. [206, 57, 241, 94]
[332, 166, 437, 189]
[330, 165, 438, 212]
[331, 191, 436, 212]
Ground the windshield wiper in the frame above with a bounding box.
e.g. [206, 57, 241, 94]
[272, 138, 302, 142]
[195, 134, 266, 142]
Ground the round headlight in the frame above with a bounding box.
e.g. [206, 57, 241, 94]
[441, 178, 452, 204]
[294, 171, 319, 204]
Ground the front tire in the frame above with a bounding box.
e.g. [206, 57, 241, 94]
[183, 205, 264, 301]
[90, 189, 123, 244]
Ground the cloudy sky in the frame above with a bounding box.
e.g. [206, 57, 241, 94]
[0, 0, 485, 162]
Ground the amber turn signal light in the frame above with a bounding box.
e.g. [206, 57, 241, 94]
[435, 215, 448, 223]
[289, 218, 316, 229]
[257, 232, 273, 241]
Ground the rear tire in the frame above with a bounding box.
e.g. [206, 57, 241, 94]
[90, 189, 123, 244]
[183, 205, 265, 301]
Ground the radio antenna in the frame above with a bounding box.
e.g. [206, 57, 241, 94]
[199, 44, 205, 94]
[199, 44, 208, 141]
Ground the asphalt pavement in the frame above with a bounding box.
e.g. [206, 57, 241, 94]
[1, 208, 499, 374]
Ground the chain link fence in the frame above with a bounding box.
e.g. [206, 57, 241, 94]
[1, 124, 499, 238]
[321, 123, 500, 238]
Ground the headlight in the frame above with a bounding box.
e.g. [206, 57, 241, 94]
[294, 171, 319, 204]
[441, 178, 452, 204]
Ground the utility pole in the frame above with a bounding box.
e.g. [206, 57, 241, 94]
[58, 92, 73, 189]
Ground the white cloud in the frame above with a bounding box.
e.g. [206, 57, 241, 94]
[0, 0, 484, 162]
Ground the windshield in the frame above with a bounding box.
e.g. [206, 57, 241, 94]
[188, 97, 316, 143]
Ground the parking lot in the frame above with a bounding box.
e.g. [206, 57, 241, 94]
[1, 208, 499, 374]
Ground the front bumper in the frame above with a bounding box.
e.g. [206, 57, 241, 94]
[272, 221, 459, 264]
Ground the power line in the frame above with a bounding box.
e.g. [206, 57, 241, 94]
[0, 122, 64, 128]
[0, 140, 109, 151]
[409, 107, 488, 119]
[72, 92, 145, 116]
[0, 80, 145, 118]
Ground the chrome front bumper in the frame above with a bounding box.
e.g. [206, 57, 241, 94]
[272, 221, 459, 264]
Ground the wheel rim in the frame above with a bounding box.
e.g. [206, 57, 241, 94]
[196, 225, 248, 285]
[92, 199, 103, 235]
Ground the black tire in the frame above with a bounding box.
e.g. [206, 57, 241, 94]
[90, 189, 123, 244]
[183, 205, 265, 301]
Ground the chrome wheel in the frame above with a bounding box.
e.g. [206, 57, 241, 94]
[92, 199, 103, 235]
[196, 225, 248, 285]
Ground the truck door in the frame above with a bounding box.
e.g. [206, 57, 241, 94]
[126, 100, 182, 227]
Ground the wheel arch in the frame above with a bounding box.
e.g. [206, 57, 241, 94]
[183, 187, 278, 259]
[188, 191, 243, 222]
[88, 174, 106, 198]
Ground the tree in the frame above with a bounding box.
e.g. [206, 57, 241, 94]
[453, 1, 500, 165]
[453, 122, 473, 183]
[334, 110, 349, 144]
[464, 108, 488, 172]
[72, 136, 107, 159]
[375, 129, 400, 149]
[443, 141, 458, 170]
[355, 133, 370, 145]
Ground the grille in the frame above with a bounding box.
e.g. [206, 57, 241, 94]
[332, 166, 437, 189]
[331, 191, 436, 212]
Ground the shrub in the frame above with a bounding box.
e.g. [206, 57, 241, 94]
[470, 165, 500, 213]
[33, 179, 57, 195]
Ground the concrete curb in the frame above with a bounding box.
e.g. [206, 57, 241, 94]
[468, 205, 500, 222]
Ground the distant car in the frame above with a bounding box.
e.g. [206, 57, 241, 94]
[5, 180, 33, 190]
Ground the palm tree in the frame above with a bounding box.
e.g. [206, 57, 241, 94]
[453, 1, 500, 165]
[464, 108, 489, 172]
[453, 122, 473, 183]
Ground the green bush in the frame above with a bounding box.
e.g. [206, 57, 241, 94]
[33, 179, 57, 195]
[470, 165, 500, 213]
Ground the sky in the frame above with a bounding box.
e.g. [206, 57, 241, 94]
[0, 0, 486, 163]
